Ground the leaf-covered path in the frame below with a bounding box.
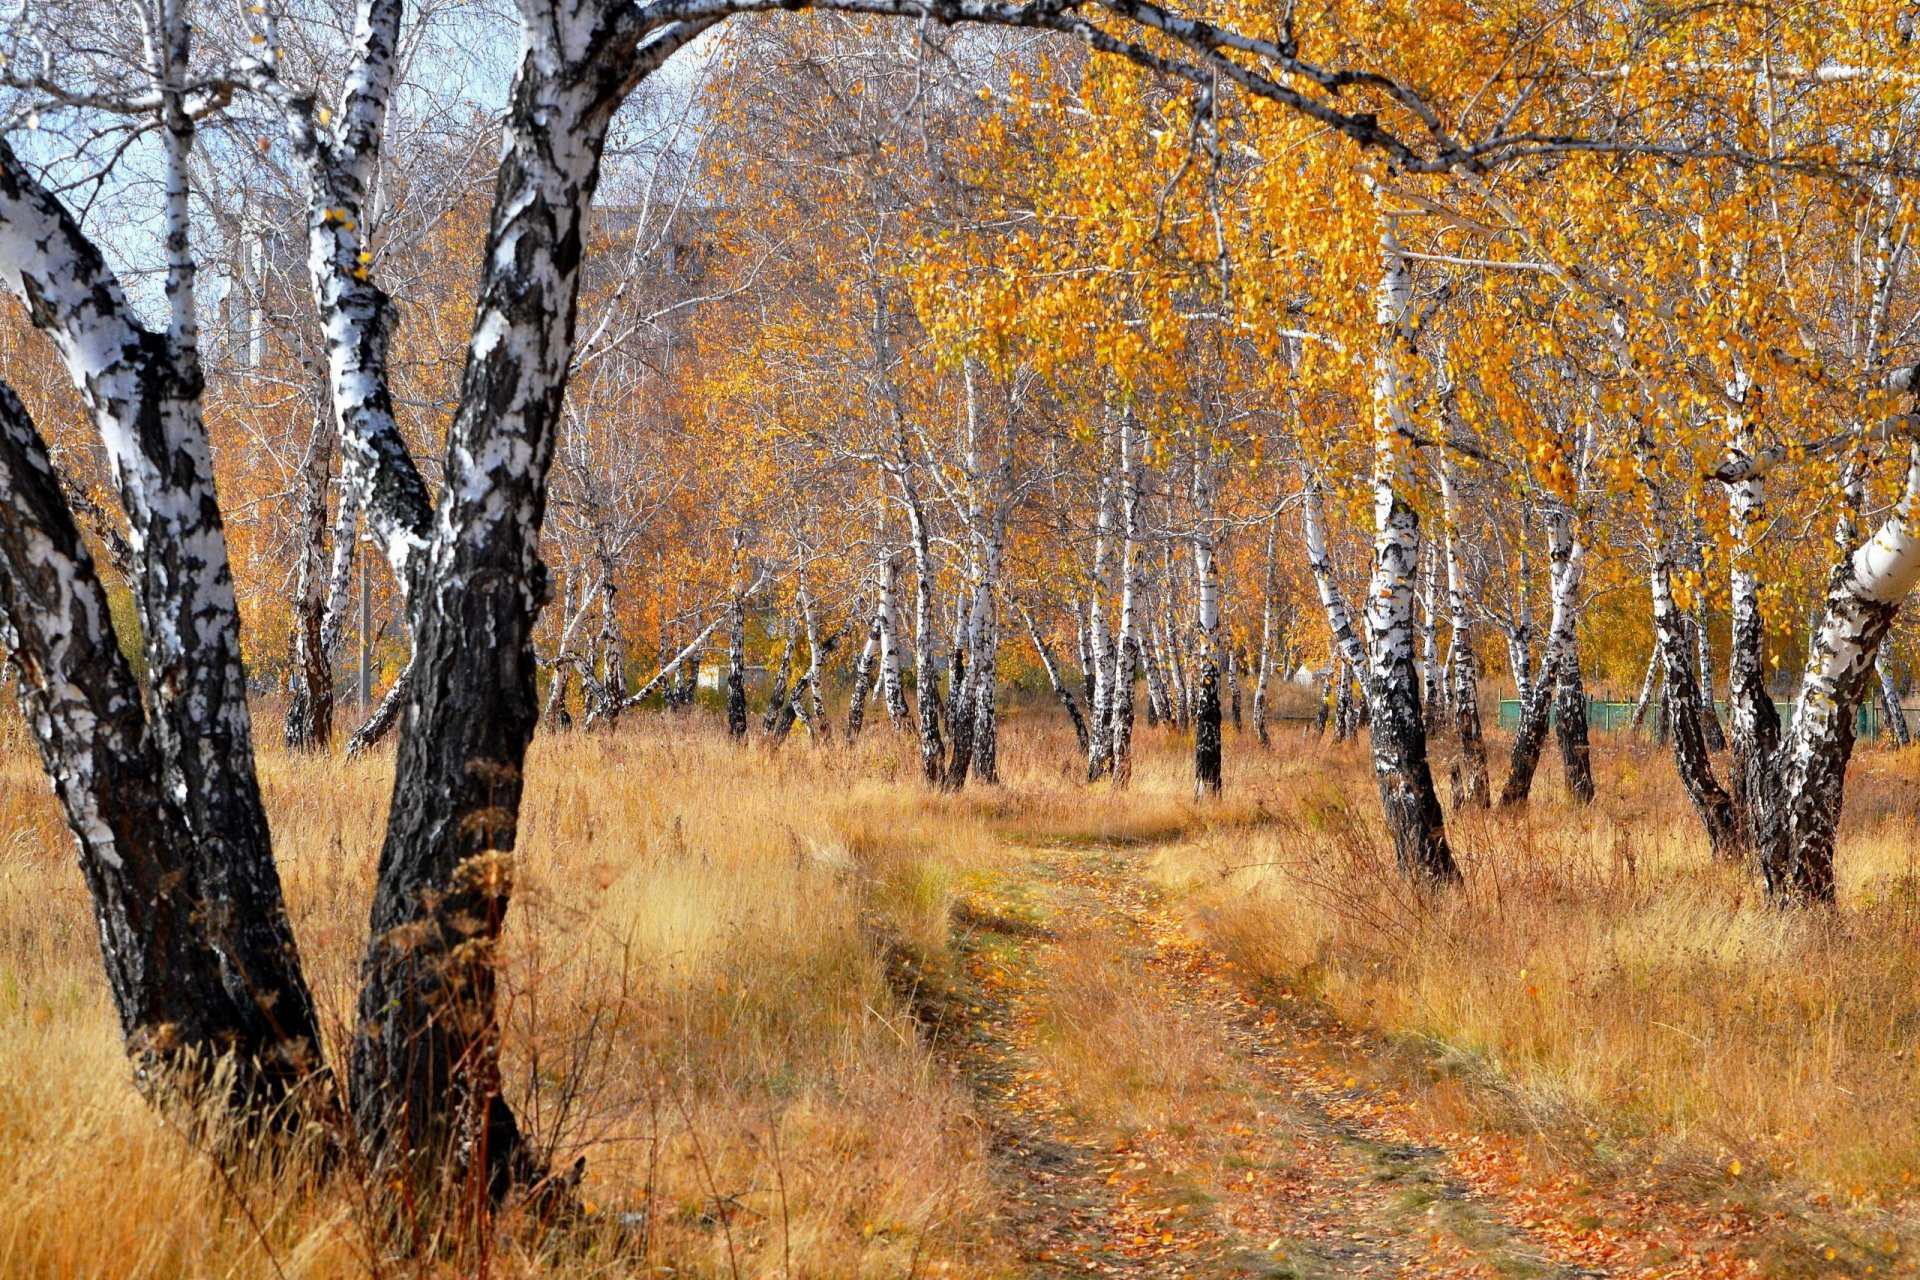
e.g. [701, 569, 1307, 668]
[911, 845, 1845, 1279]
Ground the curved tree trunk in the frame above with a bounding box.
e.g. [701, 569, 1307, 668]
[846, 597, 881, 743]
[1650, 533, 1743, 862]
[0, 136, 327, 1117]
[0, 381, 329, 1117]
[1764, 451, 1920, 901]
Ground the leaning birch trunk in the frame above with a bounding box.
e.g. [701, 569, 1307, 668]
[1765, 445, 1920, 901]
[1142, 620, 1172, 727]
[1629, 646, 1661, 732]
[846, 595, 881, 743]
[0, 380, 326, 1114]
[344, 662, 413, 758]
[1018, 601, 1090, 749]
[0, 135, 327, 1113]
[1305, 466, 1458, 885]
[605, 607, 735, 718]
[1649, 524, 1743, 862]
[761, 631, 797, 734]
[1191, 436, 1225, 797]
[1435, 444, 1490, 806]
[1160, 602, 1191, 731]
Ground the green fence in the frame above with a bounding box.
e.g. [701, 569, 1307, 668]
[1495, 698, 1902, 742]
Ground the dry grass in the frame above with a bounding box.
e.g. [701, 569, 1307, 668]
[1157, 726, 1920, 1205]
[0, 714, 1020, 1278]
[4, 704, 1920, 1276]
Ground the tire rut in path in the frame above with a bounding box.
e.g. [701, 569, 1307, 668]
[936, 844, 1605, 1280]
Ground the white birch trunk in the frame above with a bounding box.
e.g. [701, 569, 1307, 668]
[1085, 418, 1117, 780]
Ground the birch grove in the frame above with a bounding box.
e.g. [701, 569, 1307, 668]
[0, 0, 1914, 1256]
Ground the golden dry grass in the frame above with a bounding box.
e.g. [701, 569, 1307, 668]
[1157, 726, 1920, 1205]
[2, 706, 1919, 1276]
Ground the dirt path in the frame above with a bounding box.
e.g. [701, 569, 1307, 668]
[915, 844, 1843, 1279]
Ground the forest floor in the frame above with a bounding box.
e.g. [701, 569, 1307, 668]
[899, 838, 1915, 1279]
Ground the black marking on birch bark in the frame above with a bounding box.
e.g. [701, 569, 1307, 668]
[0, 137, 327, 1117]
[726, 591, 748, 738]
[846, 606, 881, 743]
[1552, 632, 1595, 804]
[346, 663, 413, 758]
[1765, 561, 1901, 904]
[0, 380, 328, 1119]
[1652, 556, 1743, 862]
[1194, 654, 1223, 796]
[348, 41, 628, 1203]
